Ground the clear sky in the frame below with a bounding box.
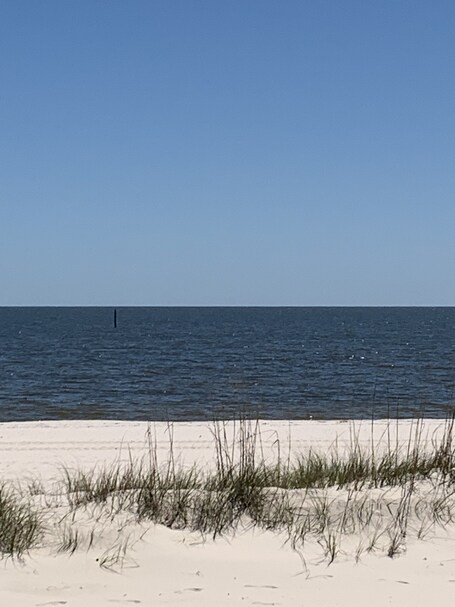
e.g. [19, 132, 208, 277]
[1, 1, 454, 306]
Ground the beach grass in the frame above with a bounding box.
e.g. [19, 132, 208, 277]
[0, 484, 42, 557]
[58, 415, 455, 560]
[1, 415, 454, 562]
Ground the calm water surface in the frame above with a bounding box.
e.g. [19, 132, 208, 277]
[0, 307, 454, 421]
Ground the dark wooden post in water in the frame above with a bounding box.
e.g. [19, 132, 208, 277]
[113, 308, 117, 328]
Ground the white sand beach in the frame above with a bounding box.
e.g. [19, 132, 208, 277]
[0, 419, 454, 606]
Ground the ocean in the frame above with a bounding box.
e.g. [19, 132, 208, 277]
[0, 307, 453, 421]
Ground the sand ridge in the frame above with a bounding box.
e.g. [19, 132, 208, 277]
[0, 419, 453, 606]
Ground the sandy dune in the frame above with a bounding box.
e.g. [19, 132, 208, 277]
[0, 419, 453, 606]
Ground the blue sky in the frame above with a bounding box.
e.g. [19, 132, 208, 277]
[1, 1, 454, 305]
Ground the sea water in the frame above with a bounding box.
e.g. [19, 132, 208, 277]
[0, 307, 453, 421]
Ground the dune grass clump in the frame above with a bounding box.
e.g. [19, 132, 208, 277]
[0, 484, 42, 557]
[63, 461, 148, 509]
[59, 414, 455, 563]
